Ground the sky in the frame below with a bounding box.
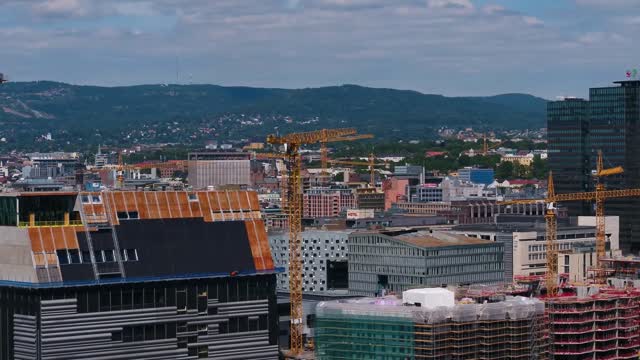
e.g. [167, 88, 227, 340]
[1, 0, 639, 98]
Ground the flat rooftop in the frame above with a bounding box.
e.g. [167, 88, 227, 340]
[389, 230, 492, 248]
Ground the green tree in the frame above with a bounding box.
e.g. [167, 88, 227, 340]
[457, 155, 472, 167]
[496, 161, 514, 180]
[531, 155, 547, 179]
[512, 162, 529, 179]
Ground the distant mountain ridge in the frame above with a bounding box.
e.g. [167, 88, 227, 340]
[0, 81, 547, 149]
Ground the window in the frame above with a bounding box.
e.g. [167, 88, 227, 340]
[117, 212, 128, 220]
[92, 195, 102, 204]
[57, 250, 69, 265]
[104, 250, 115, 262]
[81, 195, 90, 204]
[68, 249, 81, 264]
[81, 250, 91, 263]
[126, 249, 138, 261]
[94, 250, 105, 263]
[188, 193, 198, 202]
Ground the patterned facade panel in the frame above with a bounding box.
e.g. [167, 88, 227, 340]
[13, 314, 37, 360]
[5, 276, 279, 360]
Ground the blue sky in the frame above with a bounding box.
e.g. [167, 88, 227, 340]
[1, 0, 639, 98]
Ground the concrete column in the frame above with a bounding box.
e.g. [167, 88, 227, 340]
[29, 213, 35, 226]
[64, 212, 70, 225]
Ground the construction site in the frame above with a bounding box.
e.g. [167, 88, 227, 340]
[547, 289, 640, 360]
[315, 288, 549, 360]
[261, 125, 640, 359]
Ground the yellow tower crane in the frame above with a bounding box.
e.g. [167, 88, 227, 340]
[266, 128, 373, 356]
[319, 130, 374, 174]
[327, 153, 389, 187]
[593, 150, 623, 281]
[502, 170, 639, 297]
[482, 133, 502, 156]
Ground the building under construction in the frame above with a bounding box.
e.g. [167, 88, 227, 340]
[547, 289, 640, 360]
[315, 288, 549, 359]
[0, 190, 279, 360]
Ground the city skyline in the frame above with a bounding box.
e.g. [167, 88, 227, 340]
[2, 0, 640, 98]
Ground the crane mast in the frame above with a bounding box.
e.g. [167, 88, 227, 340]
[501, 152, 632, 296]
[267, 128, 373, 355]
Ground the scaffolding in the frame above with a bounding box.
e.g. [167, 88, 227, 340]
[315, 296, 549, 360]
[546, 290, 640, 360]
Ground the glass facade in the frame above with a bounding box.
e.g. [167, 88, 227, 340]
[547, 98, 590, 215]
[548, 81, 640, 252]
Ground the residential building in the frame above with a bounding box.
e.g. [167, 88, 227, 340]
[303, 187, 356, 218]
[501, 153, 535, 166]
[547, 290, 640, 360]
[269, 230, 350, 293]
[315, 289, 549, 359]
[548, 80, 640, 252]
[187, 152, 251, 189]
[94, 147, 118, 169]
[348, 229, 504, 296]
[383, 178, 408, 210]
[457, 167, 494, 185]
[0, 190, 279, 360]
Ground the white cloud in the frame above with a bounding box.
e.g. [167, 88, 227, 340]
[523, 16, 543, 26]
[1, 0, 639, 97]
[576, 0, 640, 8]
[31, 0, 92, 17]
[427, 0, 473, 9]
[578, 31, 626, 45]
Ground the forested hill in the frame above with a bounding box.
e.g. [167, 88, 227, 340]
[0, 81, 546, 149]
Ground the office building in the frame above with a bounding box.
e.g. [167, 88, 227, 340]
[0, 190, 279, 360]
[548, 80, 640, 252]
[547, 98, 591, 215]
[393, 200, 545, 224]
[408, 184, 443, 202]
[451, 216, 619, 283]
[348, 229, 504, 296]
[24, 152, 81, 180]
[187, 152, 251, 189]
[269, 230, 350, 293]
[315, 289, 549, 359]
[457, 167, 494, 185]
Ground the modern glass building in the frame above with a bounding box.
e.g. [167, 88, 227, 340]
[547, 98, 590, 215]
[547, 80, 640, 253]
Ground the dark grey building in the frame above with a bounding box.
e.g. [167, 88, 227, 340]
[548, 80, 640, 252]
[348, 229, 504, 296]
[0, 190, 280, 360]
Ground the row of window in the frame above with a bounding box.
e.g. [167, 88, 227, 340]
[57, 248, 139, 265]
[81, 195, 103, 204]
